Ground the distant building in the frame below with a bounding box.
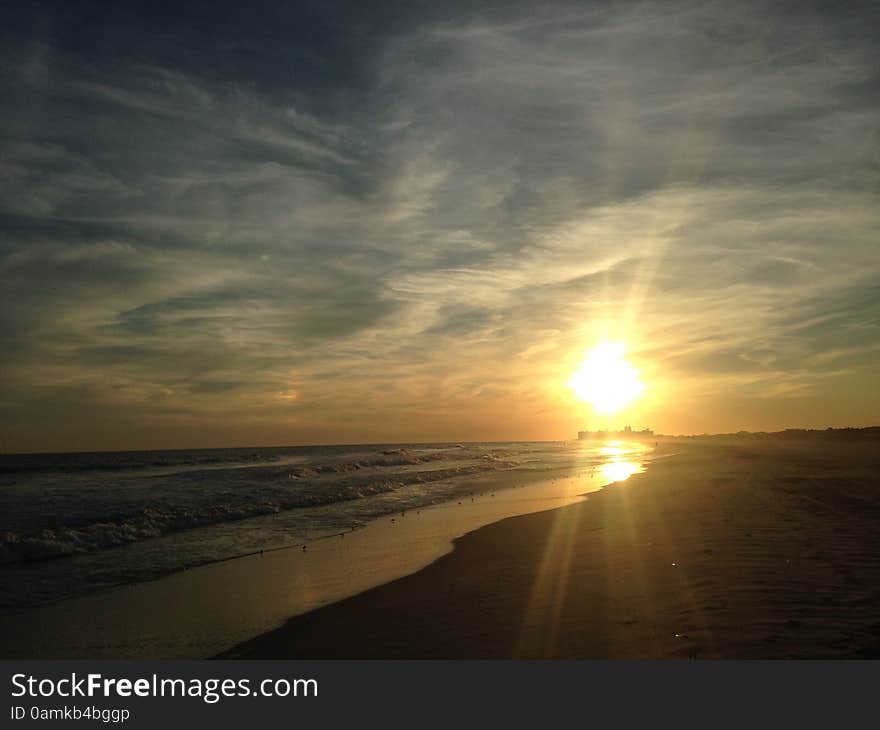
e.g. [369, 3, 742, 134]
[578, 427, 653, 440]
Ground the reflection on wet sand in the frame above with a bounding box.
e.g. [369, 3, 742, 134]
[601, 459, 640, 483]
[594, 440, 648, 483]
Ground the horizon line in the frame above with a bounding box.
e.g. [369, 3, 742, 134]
[2, 425, 879, 457]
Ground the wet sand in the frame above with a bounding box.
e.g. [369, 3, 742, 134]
[223, 438, 880, 659]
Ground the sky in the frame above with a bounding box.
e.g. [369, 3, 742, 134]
[1, 0, 878, 452]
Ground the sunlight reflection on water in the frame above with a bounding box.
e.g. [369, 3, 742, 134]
[601, 460, 640, 482]
[594, 440, 649, 483]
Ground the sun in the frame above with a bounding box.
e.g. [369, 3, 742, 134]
[568, 342, 644, 415]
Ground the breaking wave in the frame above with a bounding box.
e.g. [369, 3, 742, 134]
[0, 446, 517, 565]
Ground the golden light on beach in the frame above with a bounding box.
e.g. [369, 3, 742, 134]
[569, 342, 644, 415]
[601, 460, 640, 483]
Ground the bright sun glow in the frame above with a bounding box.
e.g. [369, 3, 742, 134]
[569, 342, 644, 414]
[601, 460, 639, 483]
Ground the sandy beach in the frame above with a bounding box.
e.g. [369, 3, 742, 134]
[3, 435, 878, 660]
[223, 437, 880, 659]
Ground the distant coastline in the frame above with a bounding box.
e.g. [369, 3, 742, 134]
[665, 426, 880, 441]
[577, 426, 880, 441]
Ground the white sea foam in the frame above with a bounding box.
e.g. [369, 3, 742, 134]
[0, 441, 632, 611]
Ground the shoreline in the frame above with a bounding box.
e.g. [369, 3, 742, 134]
[222, 439, 880, 659]
[0, 457, 630, 659]
[0, 460, 602, 618]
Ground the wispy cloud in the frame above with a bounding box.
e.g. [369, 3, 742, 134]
[1, 0, 878, 449]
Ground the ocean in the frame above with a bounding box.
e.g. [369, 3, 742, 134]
[0, 440, 645, 613]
